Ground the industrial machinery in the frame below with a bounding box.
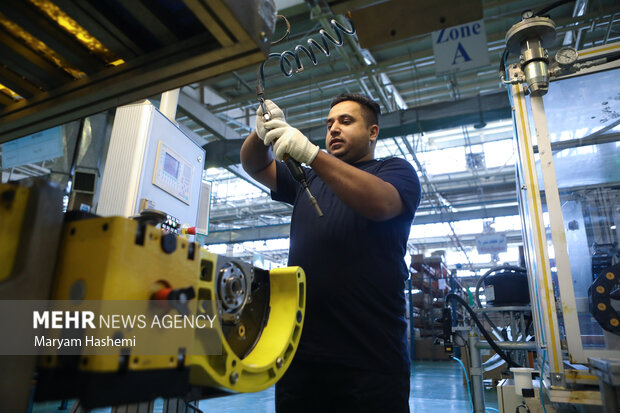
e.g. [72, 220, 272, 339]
[0, 179, 306, 412]
[506, 15, 620, 413]
[485, 7, 620, 413]
[442, 7, 620, 413]
[441, 271, 536, 412]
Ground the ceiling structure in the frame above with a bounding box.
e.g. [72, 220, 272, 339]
[0, 0, 280, 142]
[1, 0, 619, 271]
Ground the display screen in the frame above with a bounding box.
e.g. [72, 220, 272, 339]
[163, 152, 179, 179]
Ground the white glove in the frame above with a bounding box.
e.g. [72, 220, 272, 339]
[256, 99, 285, 141]
[264, 119, 319, 165]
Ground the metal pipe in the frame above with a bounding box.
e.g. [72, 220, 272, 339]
[510, 311, 517, 341]
[469, 332, 485, 413]
[603, 13, 617, 44]
[476, 341, 537, 350]
[473, 305, 531, 313]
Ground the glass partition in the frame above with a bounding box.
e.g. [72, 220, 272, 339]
[526, 67, 620, 353]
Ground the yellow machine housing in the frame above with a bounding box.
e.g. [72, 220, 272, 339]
[0, 184, 29, 282]
[0, 182, 305, 409]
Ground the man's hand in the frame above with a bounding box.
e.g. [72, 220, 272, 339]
[264, 120, 320, 165]
[256, 99, 285, 141]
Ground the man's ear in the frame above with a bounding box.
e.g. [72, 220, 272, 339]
[369, 124, 379, 145]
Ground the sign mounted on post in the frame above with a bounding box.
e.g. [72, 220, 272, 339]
[476, 233, 507, 255]
[432, 19, 490, 74]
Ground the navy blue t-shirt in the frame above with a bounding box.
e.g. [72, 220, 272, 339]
[272, 157, 421, 373]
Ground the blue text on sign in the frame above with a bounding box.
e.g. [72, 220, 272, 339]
[435, 23, 482, 44]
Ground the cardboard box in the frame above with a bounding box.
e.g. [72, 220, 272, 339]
[414, 338, 452, 361]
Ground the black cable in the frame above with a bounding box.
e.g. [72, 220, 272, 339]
[186, 402, 204, 413]
[445, 293, 521, 368]
[499, 48, 509, 79]
[535, 0, 575, 17]
[516, 402, 531, 413]
[68, 118, 85, 180]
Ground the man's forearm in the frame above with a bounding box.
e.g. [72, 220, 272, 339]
[241, 131, 274, 175]
[310, 151, 403, 221]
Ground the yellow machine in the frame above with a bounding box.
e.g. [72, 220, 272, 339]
[0, 179, 305, 411]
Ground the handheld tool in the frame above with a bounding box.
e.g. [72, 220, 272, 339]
[256, 85, 323, 217]
[282, 155, 323, 217]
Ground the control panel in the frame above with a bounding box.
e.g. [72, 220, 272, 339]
[152, 141, 192, 205]
[161, 214, 181, 234]
[96, 102, 206, 233]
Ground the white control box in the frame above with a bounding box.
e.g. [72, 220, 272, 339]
[96, 101, 206, 230]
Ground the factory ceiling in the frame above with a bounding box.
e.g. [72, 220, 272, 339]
[0, 0, 275, 142]
[179, 0, 620, 258]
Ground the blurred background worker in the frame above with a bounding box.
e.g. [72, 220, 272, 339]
[240, 93, 421, 412]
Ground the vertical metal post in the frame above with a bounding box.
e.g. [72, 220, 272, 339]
[469, 331, 485, 413]
[429, 270, 434, 338]
[529, 94, 583, 368]
[160, 89, 180, 122]
[510, 79, 565, 379]
[450, 271, 461, 358]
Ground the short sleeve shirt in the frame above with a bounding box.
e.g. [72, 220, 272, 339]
[272, 157, 421, 372]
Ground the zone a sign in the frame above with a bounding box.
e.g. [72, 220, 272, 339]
[432, 20, 490, 74]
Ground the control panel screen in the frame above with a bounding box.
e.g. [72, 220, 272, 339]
[152, 141, 193, 205]
[163, 152, 179, 179]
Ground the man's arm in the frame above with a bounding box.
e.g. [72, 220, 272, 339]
[240, 131, 277, 192]
[310, 151, 404, 221]
[260, 117, 405, 221]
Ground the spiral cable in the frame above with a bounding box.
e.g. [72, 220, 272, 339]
[258, 17, 356, 90]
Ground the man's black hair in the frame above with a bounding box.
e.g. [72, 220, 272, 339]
[330, 93, 381, 126]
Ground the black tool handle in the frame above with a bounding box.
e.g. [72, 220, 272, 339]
[284, 157, 306, 184]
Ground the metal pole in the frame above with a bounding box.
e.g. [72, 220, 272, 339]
[469, 331, 485, 413]
[428, 270, 434, 339]
[450, 271, 461, 358]
[477, 341, 537, 351]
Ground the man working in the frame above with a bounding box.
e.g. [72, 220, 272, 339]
[240, 93, 421, 412]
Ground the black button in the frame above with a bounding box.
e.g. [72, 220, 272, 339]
[160, 233, 177, 254]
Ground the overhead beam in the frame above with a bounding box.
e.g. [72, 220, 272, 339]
[408, 230, 523, 251]
[177, 90, 244, 141]
[121, 1, 178, 46]
[0, 31, 72, 89]
[51, 0, 143, 60]
[205, 224, 291, 245]
[0, 0, 103, 75]
[413, 205, 519, 225]
[182, 0, 234, 47]
[203, 204, 520, 244]
[203, 91, 511, 167]
[0, 65, 41, 99]
[225, 164, 270, 194]
[0, 39, 265, 142]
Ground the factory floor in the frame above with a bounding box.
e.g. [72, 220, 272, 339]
[197, 360, 499, 412]
[33, 360, 499, 412]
